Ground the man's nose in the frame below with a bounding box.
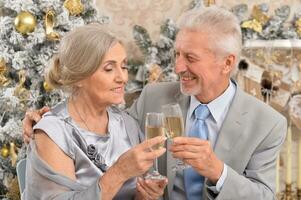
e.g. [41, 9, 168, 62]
[175, 57, 187, 74]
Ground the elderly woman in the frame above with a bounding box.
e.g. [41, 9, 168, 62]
[23, 24, 167, 200]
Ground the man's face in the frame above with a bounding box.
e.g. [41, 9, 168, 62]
[174, 29, 229, 102]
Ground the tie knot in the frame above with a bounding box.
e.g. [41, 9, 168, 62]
[194, 105, 210, 120]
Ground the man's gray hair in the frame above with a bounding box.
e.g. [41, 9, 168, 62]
[177, 6, 242, 69]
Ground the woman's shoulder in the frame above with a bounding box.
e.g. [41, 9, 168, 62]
[34, 102, 70, 133]
[33, 101, 75, 158]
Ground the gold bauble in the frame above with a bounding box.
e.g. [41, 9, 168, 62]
[14, 11, 37, 34]
[43, 81, 53, 92]
[64, 0, 84, 16]
[1, 145, 9, 158]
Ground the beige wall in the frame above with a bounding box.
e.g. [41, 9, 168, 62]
[95, 0, 301, 59]
[95, 0, 191, 59]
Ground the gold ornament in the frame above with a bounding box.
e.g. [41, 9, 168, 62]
[0, 58, 10, 87]
[6, 177, 20, 200]
[1, 145, 9, 158]
[241, 19, 263, 33]
[43, 81, 53, 92]
[204, 0, 215, 7]
[14, 70, 29, 104]
[9, 142, 18, 167]
[251, 5, 269, 26]
[295, 18, 301, 38]
[242, 5, 269, 33]
[291, 80, 301, 94]
[64, 0, 84, 16]
[45, 10, 60, 41]
[14, 11, 37, 34]
[148, 64, 163, 83]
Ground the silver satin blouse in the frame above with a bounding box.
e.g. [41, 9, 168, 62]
[23, 100, 143, 200]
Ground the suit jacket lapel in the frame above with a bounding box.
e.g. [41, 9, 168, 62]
[121, 111, 140, 146]
[175, 90, 190, 127]
[214, 86, 248, 161]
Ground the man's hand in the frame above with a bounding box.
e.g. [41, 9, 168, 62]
[22, 106, 50, 144]
[136, 177, 168, 200]
[170, 137, 224, 183]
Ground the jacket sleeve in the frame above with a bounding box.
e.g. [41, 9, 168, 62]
[126, 84, 149, 131]
[205, 116, 287, 200]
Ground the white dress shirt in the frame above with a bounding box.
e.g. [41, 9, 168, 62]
[171, 80, 236, 199]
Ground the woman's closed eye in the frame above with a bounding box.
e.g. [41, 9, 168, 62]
[104, 64, 114, 72]
[121, 62, 128, 71]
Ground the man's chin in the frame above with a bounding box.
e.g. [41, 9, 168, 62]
[180, 84, 200, 96]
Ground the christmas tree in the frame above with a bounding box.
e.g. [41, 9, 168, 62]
[0, 0, 107, 198]
[127, 19, 178, 92]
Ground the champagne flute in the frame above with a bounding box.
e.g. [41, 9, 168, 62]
[144, 112, 166, 180]
[162, 103, 188, 170]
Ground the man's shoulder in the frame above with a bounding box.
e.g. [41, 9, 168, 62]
[143, 81, 181, 96]
[144, 81, 180, 91]
[238, 89, 286, 122]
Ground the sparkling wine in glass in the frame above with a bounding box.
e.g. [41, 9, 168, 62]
[162, 103, 188, 170]
[144, 112, 166, 180]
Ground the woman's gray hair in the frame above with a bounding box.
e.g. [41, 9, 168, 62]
[177, 6, 242, 69]
[46, 23, 118, 94]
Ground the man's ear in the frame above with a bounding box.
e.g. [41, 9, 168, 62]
[222, 55, 235, 74]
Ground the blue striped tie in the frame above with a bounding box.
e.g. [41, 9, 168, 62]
[184, 104, 210, 200]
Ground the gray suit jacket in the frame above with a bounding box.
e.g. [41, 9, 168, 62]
[127, 81, 287, 200]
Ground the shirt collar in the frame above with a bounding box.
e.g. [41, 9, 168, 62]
[188, 80, 236, 123]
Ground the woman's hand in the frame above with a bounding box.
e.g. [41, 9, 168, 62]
[100, 136, 167, 200]
[22, 107, 49, 143]
[135, 177, 168, 200]
[113, 136, 167, 180]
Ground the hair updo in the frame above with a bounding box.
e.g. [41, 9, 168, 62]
[46, 23, 119, 93]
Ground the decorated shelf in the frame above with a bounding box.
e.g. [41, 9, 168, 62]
[244, 39, 301, 49]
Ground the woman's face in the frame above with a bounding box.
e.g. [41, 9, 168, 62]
[79, 42, 128, 106]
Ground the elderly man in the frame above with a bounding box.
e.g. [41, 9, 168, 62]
[23, 6, 286, 200]
[127, 6, 287, 200]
